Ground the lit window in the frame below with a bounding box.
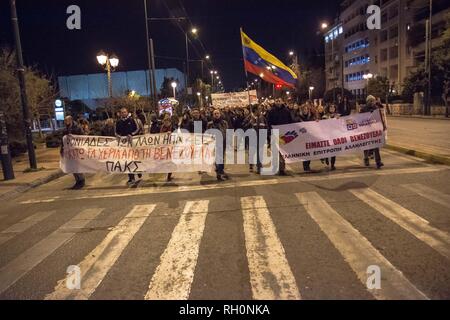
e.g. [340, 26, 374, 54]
[339, 27, 343, 34]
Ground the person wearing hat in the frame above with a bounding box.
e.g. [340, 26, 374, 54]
[360, 95, 384, 169]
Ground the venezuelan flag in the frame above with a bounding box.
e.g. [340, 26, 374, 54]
[241, 29, 298, 88]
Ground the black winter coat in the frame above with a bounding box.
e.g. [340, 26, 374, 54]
[115, 115, 139, 137]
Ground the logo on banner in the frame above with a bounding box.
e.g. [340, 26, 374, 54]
[299, 127, 307, 134]
[280, 131, 299, 145]
[346, 119, 358, 131]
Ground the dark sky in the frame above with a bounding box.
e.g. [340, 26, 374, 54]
[0, 0, 342, 90]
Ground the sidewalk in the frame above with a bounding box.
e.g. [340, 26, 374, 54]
[385, 116, 450, 165]
[0, 145, 63, 200]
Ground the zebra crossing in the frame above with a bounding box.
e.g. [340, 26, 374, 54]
[0, 183, 449, 299]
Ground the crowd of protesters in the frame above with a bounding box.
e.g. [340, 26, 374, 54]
[60, 94, 385, 189]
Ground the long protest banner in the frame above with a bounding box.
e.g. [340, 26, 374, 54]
[60, 132, 216, 174]
[211, 90, 258, 108]
[273, 110, 386, 163]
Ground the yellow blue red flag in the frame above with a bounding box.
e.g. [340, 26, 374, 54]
[241, 29, 298, 88]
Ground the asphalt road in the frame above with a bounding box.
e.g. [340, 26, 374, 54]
[0, 149, 449, 300]
[386, 117, 450, 158]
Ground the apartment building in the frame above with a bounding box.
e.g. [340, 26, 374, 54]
[324, 0, 449, 100]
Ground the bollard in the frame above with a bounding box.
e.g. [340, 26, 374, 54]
[0, 111, 15, 180]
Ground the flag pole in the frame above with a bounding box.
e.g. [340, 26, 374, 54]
[240, 28, 261, 174]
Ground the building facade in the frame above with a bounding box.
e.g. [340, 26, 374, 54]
[325, 0, 450, 100]
[58, 68, 185, 109]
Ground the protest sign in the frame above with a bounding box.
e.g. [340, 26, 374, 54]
[273, 110, 386, 163]
[60, 132, 216, 174]
[211, 90, 258, 108]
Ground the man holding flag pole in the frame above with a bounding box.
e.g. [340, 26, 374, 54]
[240, 28, 298, 174]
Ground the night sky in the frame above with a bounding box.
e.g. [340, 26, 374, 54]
[0, 0, 341, 90]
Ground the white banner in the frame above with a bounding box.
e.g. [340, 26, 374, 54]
[273, 110, 386, 163]
[60, 132, 216, 174]
[211, 90, 258, 108]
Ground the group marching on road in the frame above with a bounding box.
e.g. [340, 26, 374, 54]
[60, 94, 385, 190]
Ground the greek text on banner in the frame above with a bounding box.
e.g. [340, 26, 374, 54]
[60, 132, 216, 174]
[272, 110, 386, 163]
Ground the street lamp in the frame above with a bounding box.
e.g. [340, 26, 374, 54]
[321, 22, 329, 30]
[289, 51, 294, 56]
[186, 27, 199, 90]
[309, 86, 315, 100]
[205, 55, 210, 60]
[171, 81, 177, 99]
[363, 73, 373, 95]
[97, 51, 119, 98]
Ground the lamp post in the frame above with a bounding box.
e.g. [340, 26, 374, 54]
[185, 27, 198, 91]
[363, 73, 373, 96]
[9, 0, 37, 170]
[97, 51, 119, 98]
[196, 91, 202, 107]
[309, 86, 315, 101]
[171, 81, 177, 99]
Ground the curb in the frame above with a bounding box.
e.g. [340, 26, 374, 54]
[0, 169, 65, 201]
[387, 115, 450, 121]
[385, 144, 450, 166]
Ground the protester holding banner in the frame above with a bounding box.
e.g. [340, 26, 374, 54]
[207, 109, 229, 181]
[361, 95, 384, 169]
[115, 107, 142, 185]
[320, 104, 339, 171]
[60, 116, 86, 190]
[267, 99, 293, 176]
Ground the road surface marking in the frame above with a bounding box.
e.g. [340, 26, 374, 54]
[145, 200, 209, 300]
[20, 167, 447, 204]
[0, 208, 103, 295]
[241, 196, 301, 300]
[0, 211, 54, 246]
[296, 192, 428, 300]
[45, 205, 156, 300]
[401, 184, 450, 209]
[382, 149, 431, 165]
[350, 188, 450, 260]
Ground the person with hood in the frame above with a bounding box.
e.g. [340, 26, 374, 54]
[207, 109, 229, 181]
[115, 107, 142, 185]
[148, 113, 160, 134]
[60, 116, 86, 189]
[360, 95, 384, 169]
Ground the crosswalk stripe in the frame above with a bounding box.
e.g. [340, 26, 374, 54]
[297, 192, 428, 300]
[241, 196, 301, 300]
[45, 205, 156, 300]
[402, 184, 450, 209]
[350, 188, 450, 260]
[145, 200, 209, 300]
[0, 211, 54, 246]
[0, 208, 103, 295]
[20, 167, 446, 204]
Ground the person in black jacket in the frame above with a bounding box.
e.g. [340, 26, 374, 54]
[207, 109, 229, 181]
[266, 99, 293, 176]
[361, 95, 384, 169]
[60, 116, 86, 189]
[115, 107, 142, 184]
[184, 108, 207, 133]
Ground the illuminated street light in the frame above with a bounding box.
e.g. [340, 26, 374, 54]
[97, 51, 119, 98]
[191, 27, 198, 35]
[321, 22, 329, 30]
[205, 55, 210, 60]
[309, 86, 315, 100]
[171, 81, 177, 99]
[289, 51, 294, 56]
